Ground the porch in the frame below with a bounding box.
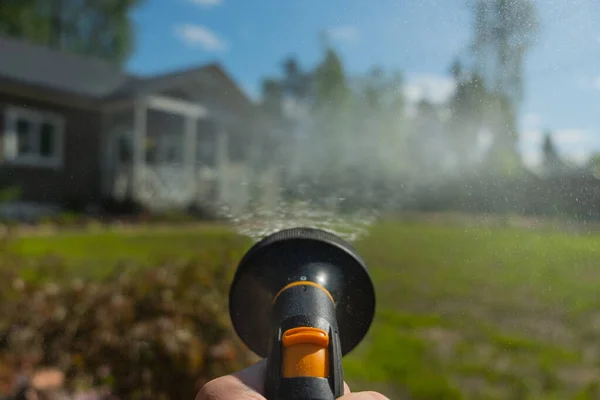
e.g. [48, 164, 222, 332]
[101, 95, 279, 215]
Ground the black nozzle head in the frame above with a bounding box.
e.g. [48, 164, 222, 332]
[229, 227, 376, 358]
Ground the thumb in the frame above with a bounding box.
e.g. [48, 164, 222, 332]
[340, 391, 390, 400]
[196, 359, 267, 400]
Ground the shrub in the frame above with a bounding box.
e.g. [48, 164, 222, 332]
[0, 187, 21, 204]
[0, 254, 255, 399]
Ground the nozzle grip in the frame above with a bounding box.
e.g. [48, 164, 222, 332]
[266, 283, 344, 400]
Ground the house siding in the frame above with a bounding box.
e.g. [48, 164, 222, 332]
[0, 91, 103, 207]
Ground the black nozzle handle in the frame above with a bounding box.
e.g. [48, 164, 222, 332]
[265, 281, 344, 400]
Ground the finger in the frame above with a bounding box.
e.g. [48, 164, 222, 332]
[344, 381, 352, 395]
[340, 391, 390, 400]
[196, 359, 267, 400]
[230, 358, 267, 394]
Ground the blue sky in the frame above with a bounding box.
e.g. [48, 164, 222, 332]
[127, 0, 600, 168]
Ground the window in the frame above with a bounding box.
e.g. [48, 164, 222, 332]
[39, 122, 56, 157]
[196, 119, 216, 167]
[16, 119, 33, 155]
[2, 106, 64, 168]
[197, 133, 216, 167]
[117, 134, 132, 163]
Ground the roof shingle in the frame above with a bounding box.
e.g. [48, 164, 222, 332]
[0, 36, 135, 98]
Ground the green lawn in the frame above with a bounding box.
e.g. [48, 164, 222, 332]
[4, 225, 251, 279]
[345, 220, 600, 399]
[5, 218, 600, 399]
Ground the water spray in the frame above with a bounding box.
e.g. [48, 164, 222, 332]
[229, 227, 376, 400]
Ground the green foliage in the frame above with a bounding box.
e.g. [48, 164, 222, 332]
[261, 78, 283, 115]
[589, 153, 600, 168]
[0, 187, 21, 203]
[263, 42, 410, 209]
[447, 71, 488, 167]
[469, 0, 539, 104]
[313, 48, 350, 108]
[6, 217, 600, 398]
[446, 0, 539, 176]
[542, 132, 559, 162]
[0, 0, 143, 64]
[573, 383, 600, 400]
[0, 235, 254, 399]
[54, 211, 84, 226]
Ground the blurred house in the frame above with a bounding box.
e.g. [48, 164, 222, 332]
[0, 36, 281, 218]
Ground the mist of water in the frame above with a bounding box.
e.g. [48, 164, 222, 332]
[217, 97, 465, 242]
[222, 201, 377, 242]
[216, 44, 545, 243]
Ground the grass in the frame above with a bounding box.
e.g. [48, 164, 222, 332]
[344, 220, 600, 399]
[3, 224, 250, 279]
[5, 216, 600, 398]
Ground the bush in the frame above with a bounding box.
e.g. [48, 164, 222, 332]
[0, 187, 21, 204]
[0, 254, 255, 400]
[98, 197, 145, 216]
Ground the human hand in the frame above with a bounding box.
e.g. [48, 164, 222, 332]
[196, 358, 388, 400]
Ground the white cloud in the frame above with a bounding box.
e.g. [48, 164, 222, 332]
[174, 24, 228, 52]
[576, 75, 600, 91]
[403, 73, 457, 105]
[520, 128, 594, 147]
[186, 0, 223, 8]
[520, 129, 543, 144]
[553, 129, 593, 145]
[326, 26, 360, 43]
[593, 75, 600, 90]
[519, 128, 597, 168]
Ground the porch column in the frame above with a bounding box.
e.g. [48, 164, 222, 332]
[216, 125, 228, 205]
[184, 116, 198, 204]
[132, 98, 147, 200]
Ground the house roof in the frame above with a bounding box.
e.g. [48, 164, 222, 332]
[0, 36, 256, 110]
[107, 63, 253, 107]
[0, 36, 135, 98]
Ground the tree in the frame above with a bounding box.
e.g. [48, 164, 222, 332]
[447, 69, 488, 170]
[261, 40, 411, 208]
[589, 152, 600, 177]
[542, 132, 559, 162]
[470, 0, 539, 105]
[408, 100, 450, 180]
[260, 78, 283, 116]
[483, 92, 521, 175]
[362, 66, 386, 110]
[260, 56, 314, 119]
[281, 57, 312, 100]
[0, 0, 143, 64]
[541, 131, 567, 176]
[467, 0, 539, 175]
[312, 47, 350, 109]
[354, 66, 410, 185]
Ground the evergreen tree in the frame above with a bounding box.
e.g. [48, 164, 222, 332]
[0, 0, 143, 64]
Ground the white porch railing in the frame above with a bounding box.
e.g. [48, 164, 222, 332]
[110, 163, 280, 215]
[136, 165, 198, 209]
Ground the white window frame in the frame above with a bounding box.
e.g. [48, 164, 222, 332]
[2, 106, 65, 169]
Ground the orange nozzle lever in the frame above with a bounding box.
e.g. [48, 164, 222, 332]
[282, 327, 330, 378]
